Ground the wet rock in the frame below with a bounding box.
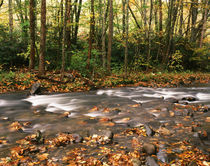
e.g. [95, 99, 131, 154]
[158, 127, 173, 136]
[144, 125, 155, 136]
[165, 98, 178, 103]
[128, 121, 144, 128]
[30, 82, 41, 95]
[174, 109, 183, 116]
[142, 143, 156, 155]
[146, 121, 161, 131]
[146, 156, 159, 166]
[182, 97, 196, 102]
[198, 106, 209, 112]
[72, 133, 83, 143]
[89, 129, 113, 144]
[132, 158, 141, 166]
[157, 148, 176, 163]
[0, 117, 9, 121]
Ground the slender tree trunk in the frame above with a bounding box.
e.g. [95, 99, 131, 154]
[87, 0, 95, 69]
[0, 0, 3, 7]
[59, 0, 64, 49]
[154, 0, 158, 32]
[128, 5, 141, 29]
[122, 0, 125, 36]
[66, 0, 72, 66]
[163, 0, 173, 65]
[147, 0, 153, 70]
[107, 0, 113, 73]
[61, 0, 68, 78]
[39, 0, 46, 74]
[102, 0, 107, 68]
[8, 0, 13, 38]
[158, 0, 162, 32]
[124, 0, 129, 77]
[179, 0, 183, 36]
[190, 0, 198, 42]
[199, 0, 208, 47]
[29, 0, 36, 70]
[73, 0, 82, 44]
[186, 2, 192, 37]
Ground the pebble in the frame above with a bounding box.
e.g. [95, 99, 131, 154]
[146, 156, 159, 166]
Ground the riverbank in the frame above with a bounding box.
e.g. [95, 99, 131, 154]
[0, 70, 210, 94]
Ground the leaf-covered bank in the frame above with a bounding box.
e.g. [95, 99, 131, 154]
[0, 70, 209, 93]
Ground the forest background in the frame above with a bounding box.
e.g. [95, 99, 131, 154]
[0, 0, 209, 92]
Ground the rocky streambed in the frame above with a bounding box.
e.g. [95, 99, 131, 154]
[0, 86, 209, 165]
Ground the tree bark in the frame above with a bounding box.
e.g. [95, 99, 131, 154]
[0, 0, 3, 7]
[102, 0, 108, 68]
[87, 0, 95, 69]
[8, 0, 13, 38]
[190, 0, 198, 42]
[147, 0, 153, 70]
[107, 0, 113, 73]
[39, 0, 46, 74]
[128, 5, 141, 29]
[199, 0, 208, 47]
[124, 0, 129, 77]
[179, 0, 183, 35]
[29, 0, 36, 70]
[158, 0, 162, 32]
[122, 0, 125, 36]
[61, 0, 68, 78]
[73, 0, 82, 44]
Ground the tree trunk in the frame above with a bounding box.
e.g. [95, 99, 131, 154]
[179, 0, 183, 36]
[0, 0, 3, 7]
[73, 0, 82, 44]
[102, 0, 108, 68]
[8, 0, 13, 38]
[39, 0, 46, 74]
[107, 0, 113, 73]
[190, 0, 198, 42]
[199, 0, 208, 47]
[122, 0, 125, 36]
[87, 0, 95, 69]
[128, 5, 141, 29]
[29, 0, 36, 70]
[154, 0, 158, 32]
[158, 0, 162, 32]
[147, 0, 153, 70]
[124, 0, 129, 77]
[61, 0, 68, 78]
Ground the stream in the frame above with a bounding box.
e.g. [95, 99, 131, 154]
[0, 86, 210, 164]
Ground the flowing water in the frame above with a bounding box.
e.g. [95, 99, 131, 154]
[0, 86, 210, 158]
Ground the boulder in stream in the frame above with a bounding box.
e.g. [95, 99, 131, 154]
[146, 156, 159, 166]
[30, 82, 41, 95]
[142, 143, 156, 155]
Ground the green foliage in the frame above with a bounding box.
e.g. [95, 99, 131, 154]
[190, 46, 210, 71]
[169, 50, 184, 72]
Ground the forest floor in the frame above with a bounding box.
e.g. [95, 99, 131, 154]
[0, 70, 210, 93]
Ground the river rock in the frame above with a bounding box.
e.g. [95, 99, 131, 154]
[131, 158, 141, 166]
[89, 129, 113, 144]
[146, 156, 159, 166]
[144, 125, 155, 136]
[157, 148, 176, 163]
[72, 133, 83, 143]
[30, 82, 41, 95]
[158, 127, 173, 136]
[165, 98, 178, 103]
[181, 96, 196, 101]
[146, 121, 161, 131]
[142, 143, 156, 155]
